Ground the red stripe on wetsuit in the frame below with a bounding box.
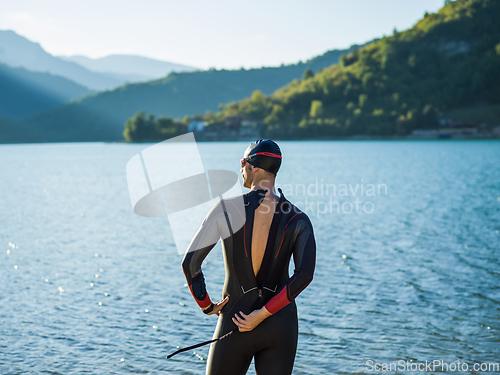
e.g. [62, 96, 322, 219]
[265, 277, 314, 315]
[188, 283, 212, 309]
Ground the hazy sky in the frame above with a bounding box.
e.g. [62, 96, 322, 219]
[1, 0, 445, 70]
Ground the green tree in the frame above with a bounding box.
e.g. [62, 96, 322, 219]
[302, 68, 314, 80]
[204, 110, 217, 123]
[359, 94, 368, 108]
[124, 111, 151, 142]
[264, 104, 284, 125]
[310, 100, 324, 118]
[421, 104, 439, 128]
[339, 54, 347, 67]
[251, 90, 266, 103]
[124, 111, 186, 141]
[156, 116, 177, 136]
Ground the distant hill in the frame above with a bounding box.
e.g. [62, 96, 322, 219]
[12, 43, 363, 142]
[0, 63, 92, 118]
[0, 30, 125, 90]
[0, 116, 41, 143]
[58, 54, 199, 82]
[211, 0, 500, 138]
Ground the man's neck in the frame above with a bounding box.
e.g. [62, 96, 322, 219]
[250, 178, 278, 198]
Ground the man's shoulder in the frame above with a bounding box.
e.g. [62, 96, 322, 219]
[281, 196, 313, 226]
[207, 193, 246, 217]
[218, 193, 248, 208]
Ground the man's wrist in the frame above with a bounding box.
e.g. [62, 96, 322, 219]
[259, 306, 272, 318]
[202, 302, 214, 314]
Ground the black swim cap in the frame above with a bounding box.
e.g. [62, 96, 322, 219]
[243, 139, 282, 175]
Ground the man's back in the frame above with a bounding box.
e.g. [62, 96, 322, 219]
[251, 191, 280, 277]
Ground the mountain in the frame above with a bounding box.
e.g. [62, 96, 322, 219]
[0, 30, 124, 90]
[11, 43, 362, 142]
[209, 0, 500, 138]
[0, 63, 92, 118]
[58, 54, 199, 82]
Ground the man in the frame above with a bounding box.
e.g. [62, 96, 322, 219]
[182, 139, 316, 375]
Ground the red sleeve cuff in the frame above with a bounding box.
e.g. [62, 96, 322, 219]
[264, 287, 290, 315]
[189, 285, 212, 309]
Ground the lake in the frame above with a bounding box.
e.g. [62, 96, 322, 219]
[0, 140, 499, 374]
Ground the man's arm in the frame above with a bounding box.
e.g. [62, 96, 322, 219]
[233, 217, 316, 331]
[181, 200, 225, 311]
[264, 218, 316, 314]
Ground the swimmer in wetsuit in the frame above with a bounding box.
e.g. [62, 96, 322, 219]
[182, 139, 316, 375]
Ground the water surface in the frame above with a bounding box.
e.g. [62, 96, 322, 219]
[0, 140, 499, 374]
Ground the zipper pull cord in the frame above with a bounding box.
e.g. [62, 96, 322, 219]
[167, 329, 238, 359]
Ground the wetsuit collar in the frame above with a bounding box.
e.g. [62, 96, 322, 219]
[248, 188, 283, 210]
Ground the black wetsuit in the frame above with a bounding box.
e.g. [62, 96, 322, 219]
[182, 188, 316, 375]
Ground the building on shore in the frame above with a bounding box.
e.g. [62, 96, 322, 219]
[193, 116, 262, 141]
[411, 120, 498, 139]
[188, 119, 207, 132]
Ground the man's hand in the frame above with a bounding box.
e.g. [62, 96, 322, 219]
[232, 307, 272, 332]
[204, 296, 230, 316]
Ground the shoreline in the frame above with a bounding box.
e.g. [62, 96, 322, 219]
[118, 133, 500, 143]
[0, 134, 499, 146]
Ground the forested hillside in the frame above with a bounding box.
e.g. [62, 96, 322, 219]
[208, 0, 500, 138]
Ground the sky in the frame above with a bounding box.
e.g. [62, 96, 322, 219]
[1, 0, 445, 70]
